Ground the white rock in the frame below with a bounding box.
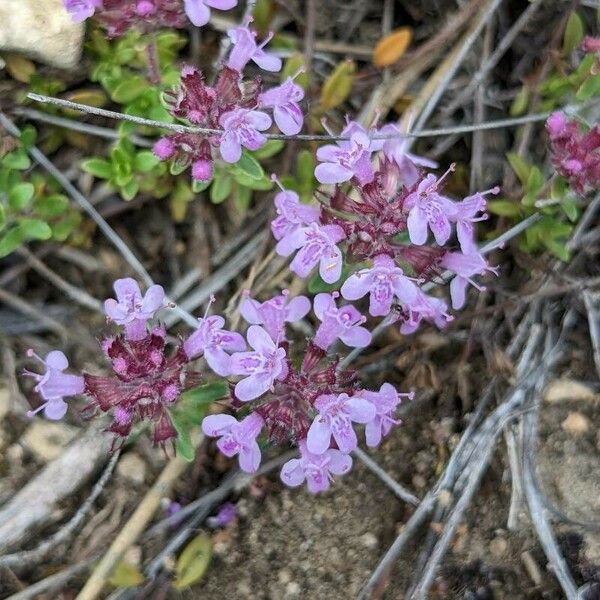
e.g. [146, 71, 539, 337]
[561, 412, 592, 435]
[116, 453, 147, 485]
[22, 420, 79, 462]
[544, 379, 596, 403]
[0, 0, 84, 69]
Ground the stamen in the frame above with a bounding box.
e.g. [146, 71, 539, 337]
[26, 348, 44, 364]
[202, 294, 216, 320]
[271, 173, 286, 192]
[257, 31, 274, 51]
[27, 402, 47, 418]
[290, 67, 306, 81]
[320, 118, 337, 138]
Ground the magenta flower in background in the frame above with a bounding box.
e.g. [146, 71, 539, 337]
[23, 350, 84, 420]
[270, 180, 320, 241]
[202, 412, 264, 472]
[397, 289, 452, 334]
[404, 172, 456, 246]
[183, 315, 246, 376]
[315, 129, 375, 186]
[153, 137, 176, 160]
[227, 22, 282, 72]
[208, 502, 237, 528]
[218, 108, 272, 163]
[184, 0, 237, 27]
[312, 292, 371, 351]
[240, 290, 311, 343]
[379, 123, 438, 188]
[440, 251, 498, 309]
[63, 0, 102, 23]
[451, 188, 497, 253]
[360, 383, 413, 447]
[258, 74, 305, 135]
[229, 325, 288, 401]
[341, 254, 418, 317]
[280, 440, 353, 493]
[306, 392, 375, 454]
[275, 222, 346, 284]
[103, 278, 165, 341]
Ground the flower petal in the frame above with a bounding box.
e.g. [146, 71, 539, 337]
[346, 396, 376, 423]
[306, 416, 331, 454]
[204, 346, 232, 376]
[202, 414, 237, 436]
[340, 273, 371, 301]
[184, 0, 211, 26]
[280, 458, 305, 487]
[327, 449, 353, 475]
[238, 441, 261, 473]
[315, 163, 353, 185]
[44, 398, 68, 420]
[45, 350, 69, 371]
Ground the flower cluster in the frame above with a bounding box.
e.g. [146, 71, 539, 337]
[64, 0, 237, 33]
[200, 289, 412, 493]
[152, 21, 304, 181]
[546, 111, 600, 195]
[272, 120, 499, 332]
[23, 279, 239, 450]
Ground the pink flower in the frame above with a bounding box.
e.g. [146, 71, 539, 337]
[275, 222, 346, 284]
[404, 171, 456, 246]
[360, 383, 413, 447]
[202, 412, 263, 473]
[23, 350, 84, 420]
[103, 278, 165, 341]
[192, 158, 213, 181]
[451, 188, 497, 253]
[340, 254, 418, 317]
[440, 251, 498, 309]
[379, 123, 438, 188]
[227, 22, 282, 72]
[258, 74, 304, 135]
[312, 292, 371, 351]
[280, 440, 353, 493]
[219, 108, 272, 163]
[153, 137, 176, 160]
[63, 0, 102, 23]
[240, 289, 310, 342]
[270, 178, 320, 241]
[184, 0, 238, 27]
[183, 315, 246, 376]
[306, 392, 375, 454]
[315, 123, 375, 185]
[229, 325, 288, 401]
[398, 289, 452, 334]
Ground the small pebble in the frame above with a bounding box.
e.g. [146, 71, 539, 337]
[561, 412, 591, 434]
[490, 536, 508, 558]
[360, 532, 378, 549]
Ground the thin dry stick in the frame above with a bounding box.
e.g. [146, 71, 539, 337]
[26, 92, 563, 141]
[75, 449, 196, 600]
[0, 111, 197, 328]
[582, 290, 600, 378]
[0, 452, 120, 570]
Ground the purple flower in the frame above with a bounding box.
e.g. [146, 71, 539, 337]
[229, 325, 288, 401]
[315, 122, 375, 185]
[280, 440, 353, 493]
[183, 315, 246, 376]
[258, 74, 304, 135]
[440, 251, 498, 309]
[23, 350, 84, 420]
[184, 0, 238, 27]
[103, 278, 165, 341]
[227, 22, 282, 72]
[451, 187, 497, 253]
[379, 123, 438, 188]
[312, 292, 371, 351]
[219, 108, 272, 163]
[208, 502, 237, 528]
[275, 222, 346, 284]
[240, 289, 310, 342]
[192, 158, 213, 181]
[202, 412, 263, 473]
[340, 254, 418, 317]
[404, 170, 456, 246]
[398, 289, 452, 334]
[360, 383, 413, 447]
[306, 392, 375, 454]
[63, 0, 102, 23]
[153, 137, 176, 160]
[270, 178, 320, 241]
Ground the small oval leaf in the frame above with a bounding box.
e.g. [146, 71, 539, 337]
[319, 60, 356, 111]
[174, 534, 213, 590]
[373, 27, 413, 67]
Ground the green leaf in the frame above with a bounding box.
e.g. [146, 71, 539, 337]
[526, 166, 544, 195]
[252, 139, 285, 160]
[120, 179, 139, 201]
[561, 198, 579, 222]
[19, 126, 37, 148]
[33, 194, 70, 218]
[506, 152, 531, 186]
[233, 152, 264, 180]
[0, 226, 24, 257]
[487, 199, 521, 218]
[192, 179, 212, 193]
[173, 534, 213, 590]
[563, 12, 584, 55]
[210, 172, 232, 204]
[133, 151, 159, 172]
[181, 381, 229, 408]
[110, 76, 146, 103]
[281, 53, 309, 90]
[81, 158, 113, 179]
[231, 171, 273, 190]
[19, 218, 52, 241]
[170, 411, 195, 462]
[543, 237, 571, 262]
[319, 60, 355, 110]
[0, 204, 5, 230]
[108, 561, 144, 588]
[509, 86, 529, 117]
[8, 182, 34, 211]
[2, 151, 31, 170]
[576, 74, 600, 102]
[234, 185, 253, 212]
